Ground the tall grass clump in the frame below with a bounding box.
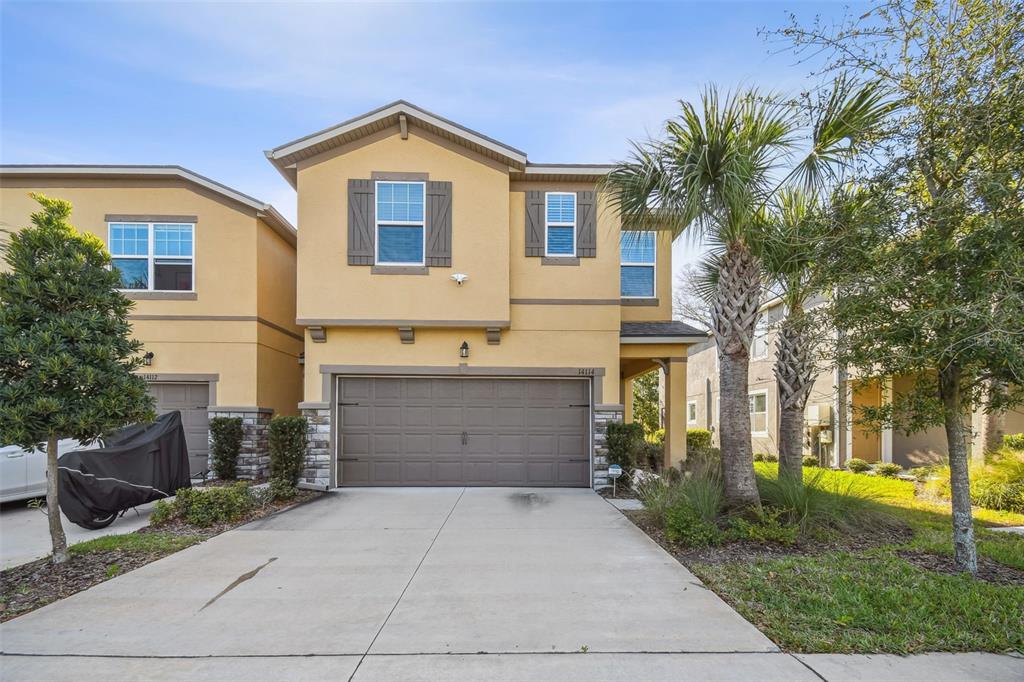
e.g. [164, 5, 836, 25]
[755, 466, 889, 534]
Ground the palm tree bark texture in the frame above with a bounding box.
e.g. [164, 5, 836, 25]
[711, 242, 763, 508]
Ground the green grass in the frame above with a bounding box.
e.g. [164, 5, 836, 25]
[68, 532, 201, 556]
[692, 551, 1024, 653]
[641, 463, 1024, 653]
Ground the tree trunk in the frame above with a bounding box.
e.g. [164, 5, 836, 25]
[46, 435, 68, 564]
[939, 364, 977, 575]
[711, 243, 762, 509]
[775, 311, 816, 480]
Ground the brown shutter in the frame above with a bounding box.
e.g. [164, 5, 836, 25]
[425, 181, 452, 267]
[525, 190, 545, 257]
[576, 191, 596, 258]
[347, 179, 375, 265]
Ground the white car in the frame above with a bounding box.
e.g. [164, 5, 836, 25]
[0, 440, 96, 503]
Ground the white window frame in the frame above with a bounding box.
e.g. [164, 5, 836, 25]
[620, 230, 657, 299]
[374, 180, 426, 267]
[687, 400, 698, 425]
[749, 390, 769, 436]
[751, 320, 770, 359]
[544, 191, 576, 258]
[108, 221, 195, 293]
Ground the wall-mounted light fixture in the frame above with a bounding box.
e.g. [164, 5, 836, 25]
[459, 341, 470, 358]
[142, 351, 155, 367]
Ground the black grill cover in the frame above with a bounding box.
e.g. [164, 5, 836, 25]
[58, 411, 192, 527]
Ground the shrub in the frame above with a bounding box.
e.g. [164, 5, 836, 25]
[209, 417, 243, 480]
[753, 452, 765, 462]
[152, 482, 252, 528]
[846, 458, 872, 473]
[909, 466, 933, 482]
[802, 455, 819, 468]
[638, 440, 663, 470]
[268, 477, 298, 502]
[875, 463, 903, 478]
[1004, 433, 1024, 451]
[268, 415, 307, 485]
[726, 510, 799, 545]
[606, 422, 644, 469]
[686, 428, 712, 452]
[665, 503, 723, 547]
[762, 453, 779, 463]
[971, 450, 1024, 513]
[649, 428, 666, 446]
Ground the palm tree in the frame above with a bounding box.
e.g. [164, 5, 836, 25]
[602, 83, 889, 508]
[760, 189, 823, 480]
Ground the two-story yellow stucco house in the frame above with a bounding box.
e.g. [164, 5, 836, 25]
[0, 165, 303, 477]
[265, 101, 704, 489]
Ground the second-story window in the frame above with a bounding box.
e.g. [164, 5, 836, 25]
[751, 319, 770, 359]
[620, 231, 656, 297]
[376, 181, 425, 265]
[545, 192, 576, 257]
[109, 222, 194, 291]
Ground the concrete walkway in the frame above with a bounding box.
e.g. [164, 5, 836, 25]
[1, 488, 1020, 681]
[1, 499, 157, 569]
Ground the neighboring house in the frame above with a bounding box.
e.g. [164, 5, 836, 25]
[685, 299, 1024, 468]
[265, 100, 705, 489]
[0, 165, 303, 477]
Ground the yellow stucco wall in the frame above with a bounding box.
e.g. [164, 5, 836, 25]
[0, 179, 301, 413]
[296, 126, 510, 323]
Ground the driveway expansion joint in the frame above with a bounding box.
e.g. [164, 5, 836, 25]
[346, 487, 467, 682]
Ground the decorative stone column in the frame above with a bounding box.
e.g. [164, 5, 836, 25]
[593, 404, 625, 489]
[207, 407, 272, 480]
[300, 405, 332, 488]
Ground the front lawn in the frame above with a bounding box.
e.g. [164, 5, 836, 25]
[627, 463, 1024, 654]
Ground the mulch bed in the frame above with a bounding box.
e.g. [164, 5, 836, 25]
[0, 489, 321, 622]
[623, 509, 913, 566]
[899, 550, 1024, 585]
[597, 485, 639, 500]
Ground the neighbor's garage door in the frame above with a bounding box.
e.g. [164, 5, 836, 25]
[149, 383, 209, 476]
[337, 377, 590, 487]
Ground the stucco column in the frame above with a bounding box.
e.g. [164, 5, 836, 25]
[621, 376, 635, 423]
[664, 357, 688, 469]
[881, 377, 894, 463]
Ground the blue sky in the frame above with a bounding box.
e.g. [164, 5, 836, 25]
[2, 1, 861, 265]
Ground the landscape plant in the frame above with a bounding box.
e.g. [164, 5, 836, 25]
[875, 463, 903, 478]
[631, 371, 661, 437]
[268, 415, 307, 486]
[846, 458, 871, 473]
[1004, 434, 1024, 451]
[605, 421, 644, 470]
[209, 417, 243, 480]
[603, 80, 889, 509]
[778, 0, 1024, 576]
[151, 482, 252, 528]
[0, 195, 155, 564]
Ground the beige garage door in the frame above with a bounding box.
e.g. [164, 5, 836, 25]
[338, 377, 590, 487]
[149, 383, 209, 476]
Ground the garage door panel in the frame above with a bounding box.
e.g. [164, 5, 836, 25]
[405, 379, 433, 399]
[338, 377, 589, 487]
[372, 460, 400, 483]
[342, 378, 371, 401]
[405, 405, 432, 427]
[148, 382, 209, 477]
[464, 406, 495, 428]
[343, 433, 370, 456]
[374, 434, 401, 455]
[433, 406, 461, 428]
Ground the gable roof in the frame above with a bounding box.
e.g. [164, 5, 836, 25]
[266, 100, 530, 187]
[0, 164, 296, 246]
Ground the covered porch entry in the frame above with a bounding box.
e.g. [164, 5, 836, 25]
[619, 322, 707, 469]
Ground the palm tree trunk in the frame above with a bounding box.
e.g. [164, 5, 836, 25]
[939, 364, 977, 575]
[775, 311, 816, 480]
[711, 243, 762, 509]
[46, 435, 69, 564]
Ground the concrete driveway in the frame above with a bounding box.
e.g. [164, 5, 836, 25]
[1, 499, 157, 569]
[6, 487, 1016, 680]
